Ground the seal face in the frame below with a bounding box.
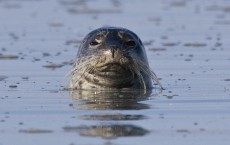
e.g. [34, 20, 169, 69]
[69, 27, 162, 90]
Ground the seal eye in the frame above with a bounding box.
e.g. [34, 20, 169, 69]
[90, 41, 100, 46]
[125, 40, 136, 47]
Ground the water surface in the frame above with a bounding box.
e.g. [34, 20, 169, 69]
[1, 0, 230, 145]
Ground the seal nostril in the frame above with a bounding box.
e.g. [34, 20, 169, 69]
[111, 47, 115, 58]
[110, 46, 118, 58]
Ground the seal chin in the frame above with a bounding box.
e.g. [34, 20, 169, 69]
[85, 63, 135, 88]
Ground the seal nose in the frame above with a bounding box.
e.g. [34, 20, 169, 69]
[110, 45, 119, 58]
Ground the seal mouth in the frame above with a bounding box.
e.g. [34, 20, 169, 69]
[95, 63, 129, 76]
[85, 62, 134, 88]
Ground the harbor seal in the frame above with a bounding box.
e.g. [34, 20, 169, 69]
[69, 27, 162, 90]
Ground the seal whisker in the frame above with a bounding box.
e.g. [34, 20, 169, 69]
[72, 56, 100, 72]
[134, 59, 163, 90]
[128, 60, 146, 90]
[71, 65, 90, 86]
[69, 56, 100, 88]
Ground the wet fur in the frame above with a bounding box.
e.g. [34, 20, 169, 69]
[69, 27, 163, 90]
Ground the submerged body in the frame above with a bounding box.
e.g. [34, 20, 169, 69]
[69, 27, 162, 90]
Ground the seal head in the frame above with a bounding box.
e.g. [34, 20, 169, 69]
[69, 27, 162, 90]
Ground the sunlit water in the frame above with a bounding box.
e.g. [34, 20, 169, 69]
[1, 0, 230, 145]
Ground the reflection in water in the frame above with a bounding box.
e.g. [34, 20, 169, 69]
[75, 101, 150, 110]
[79, 113, 146, 121]
[67, 90, 161, 139]
[70, 90, 160, 110]
[63, 124, 149, 139]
